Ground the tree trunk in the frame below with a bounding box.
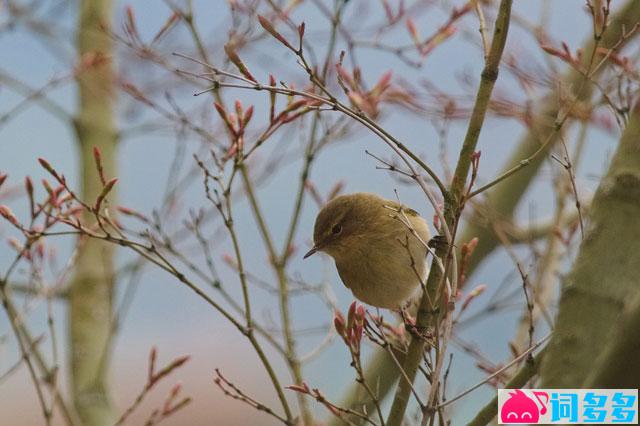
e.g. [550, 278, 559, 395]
[69, 0, 117, 424]
[586, 292, 640, 388]
[540, 101, 640, 387]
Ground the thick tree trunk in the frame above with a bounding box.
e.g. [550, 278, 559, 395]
[69, 0, 117, 424]
[540, 101, 640, 387]
[586, 292, 640, 388]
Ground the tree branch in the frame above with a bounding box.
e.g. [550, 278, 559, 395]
[386, 1, 513, 424]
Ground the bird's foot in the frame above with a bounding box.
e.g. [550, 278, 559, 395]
[399, 308, 435, 345]
[407, 324, 435, 344]
[427, 234, 448, 251]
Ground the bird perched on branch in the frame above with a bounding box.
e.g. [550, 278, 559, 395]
[304, 192, 430, 309]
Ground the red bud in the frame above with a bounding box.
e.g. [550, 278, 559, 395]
[258, 15, 294, 50]
[94, 177, 118, 211]
[224, 44, 257, 83]
[0, 205, 19, 227]
[286, 383, 310, 393]
[242, 105, 254, 127]
[148, 346, 157, 383]
[93, 146, 107, 185]
[347, 301, 357, 331]
[334, 311, 346, 337]
[406, 18, 420, 45]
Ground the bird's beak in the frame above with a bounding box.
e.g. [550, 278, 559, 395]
[303, 246, 318, 259]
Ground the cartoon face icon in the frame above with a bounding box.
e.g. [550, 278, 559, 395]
[500, 390, 548, 424]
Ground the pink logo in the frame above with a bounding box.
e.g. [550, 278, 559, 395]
[500, 390, 549, 423]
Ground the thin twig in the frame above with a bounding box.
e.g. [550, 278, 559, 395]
[438, 333, 550, 409]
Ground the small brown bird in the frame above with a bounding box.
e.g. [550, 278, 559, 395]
[304, 192, 430, 309]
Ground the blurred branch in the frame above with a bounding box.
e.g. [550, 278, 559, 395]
[179, 0, 225, 107]
[505, 206, 585, 244]
[68, 0, 118, 423]
[0, 282, 51, 424]
[0, 278, 77, 424]
[7, 282, 68, 299]
[0, 332, 45, 385]
[0, 68, 71, 124]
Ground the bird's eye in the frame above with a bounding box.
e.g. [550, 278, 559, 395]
[331, 224, 342, 235]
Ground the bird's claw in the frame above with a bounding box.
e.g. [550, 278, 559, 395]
[427, 235, 448, 251]
[398, 308, 435, 345]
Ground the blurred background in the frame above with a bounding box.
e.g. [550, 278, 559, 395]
[0, 0, 625, 424]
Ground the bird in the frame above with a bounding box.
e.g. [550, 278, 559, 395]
[304, 192, 430, 309]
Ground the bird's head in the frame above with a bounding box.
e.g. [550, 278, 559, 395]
[304, 193, 376, 260]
